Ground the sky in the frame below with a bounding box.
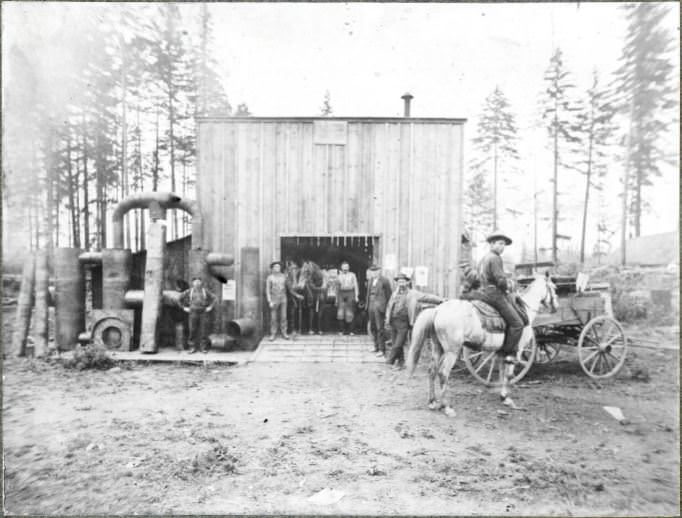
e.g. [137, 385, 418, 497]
[207, 2, 680, 259]
[2, 2, 680, 262]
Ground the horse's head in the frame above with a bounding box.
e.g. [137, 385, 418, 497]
[521, 271, 558, 314]
[540, 271, 558, 313]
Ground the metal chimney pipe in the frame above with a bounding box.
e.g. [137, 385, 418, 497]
[401, 92, 414, 117]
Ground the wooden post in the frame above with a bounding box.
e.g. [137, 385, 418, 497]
[11, 254, 36, 357]
[33, 250, 49, 358]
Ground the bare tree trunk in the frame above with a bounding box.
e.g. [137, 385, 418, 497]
[121, 49, 130, 249]
[552, 112, 559, 265]
[579, 123, 594, 265]
[67, 131, 80, 248]
[153, 108, 160, 191]
[168, 88, 178, 240]
[493, 141, 498, 230]
[621, 102, 634, 266]
[82, 114, 91, 249]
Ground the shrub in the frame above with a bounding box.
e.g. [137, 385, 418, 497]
[62, 344, 115, 371]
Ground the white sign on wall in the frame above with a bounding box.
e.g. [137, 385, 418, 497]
[415, 266, 429, 287]
[222, 279, 236, 301]
[313, 121, 348, 145]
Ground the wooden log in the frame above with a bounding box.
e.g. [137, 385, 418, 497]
[33, 250, 49, 358]
[11, 254, 36, 357]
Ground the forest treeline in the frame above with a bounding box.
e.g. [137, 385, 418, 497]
[4, 3, 243, 253]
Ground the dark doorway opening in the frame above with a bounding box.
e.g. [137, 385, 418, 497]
[280, 235, 378, 334]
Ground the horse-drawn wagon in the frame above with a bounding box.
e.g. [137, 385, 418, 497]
[462, 273, 628, 385]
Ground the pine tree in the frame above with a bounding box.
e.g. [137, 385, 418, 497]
[540, 48, 582, 263]
[614, 3, 677, 238]
[320, 90, 333, 116]
[235, 103, 252, 116]
[574, 71, 615, 264]
[463, 168, 493, 234]
[470, 86, 519, 229]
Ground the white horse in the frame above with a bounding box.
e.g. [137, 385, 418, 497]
[406, 273, 558, 416]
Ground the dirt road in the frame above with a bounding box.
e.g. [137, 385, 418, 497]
[3, 341, 679, 515]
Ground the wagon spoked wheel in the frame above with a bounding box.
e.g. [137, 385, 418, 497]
[578, 316, 628, 379]
[463, 336, 536, 386]
[535, 341, 561, 364]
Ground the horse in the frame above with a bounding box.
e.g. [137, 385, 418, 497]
[291, 260, 327, 334]
[406, 273, 558, 416]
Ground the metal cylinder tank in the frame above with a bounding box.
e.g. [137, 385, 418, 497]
[139, 220, 166, 353]
[102, 249, 132, 310]
[11, 253, 36, 357]
[33, 250, 50, 358]
[237, 247, 261, 349]
[54, 248, 85, 351]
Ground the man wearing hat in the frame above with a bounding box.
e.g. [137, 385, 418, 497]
[180, 276, 217, 354]
[266, 261, 291, 341]
[477, 231, 524, 359]
[365, 264, 393, 356]
[335, 260, 359, 335]
[384, 272, 444, 370]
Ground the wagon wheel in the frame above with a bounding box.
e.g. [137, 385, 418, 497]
[535, 341, 561, 364]
[577, 315, 628, 379]
[462, 335, 537, 386]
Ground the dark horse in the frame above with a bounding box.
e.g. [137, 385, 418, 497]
[289, 260, 327, 334]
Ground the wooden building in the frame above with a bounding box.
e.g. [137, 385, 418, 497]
[196, 116, 466, 337]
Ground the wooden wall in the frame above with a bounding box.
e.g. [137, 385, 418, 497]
[197, 117, 465, 309]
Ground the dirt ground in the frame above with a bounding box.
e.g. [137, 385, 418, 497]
[2, 325, 679, 516]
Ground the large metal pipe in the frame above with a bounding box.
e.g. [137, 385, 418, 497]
[139, 219, 166, 353]
[54, 248, 85, 351]
[102, 249, 132, 310]
[111, 192, 203, 249]
[78, 251, 103, 265]
[11, 253, 36, 357]
[227, 318, 255, 338]
[124, 289, 182, 308]
[33, 250, 49, 358]
[206, 252, 234, 283]
[236, 247, 261, 349]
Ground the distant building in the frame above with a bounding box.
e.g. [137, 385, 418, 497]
[609, 231, 679, 267]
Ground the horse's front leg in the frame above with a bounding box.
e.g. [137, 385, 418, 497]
[500, 354, 516, 407]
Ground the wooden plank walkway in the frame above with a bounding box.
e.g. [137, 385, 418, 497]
[251, 334, 384, 363]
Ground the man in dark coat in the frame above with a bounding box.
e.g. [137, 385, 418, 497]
[475, 231, 524, 358]
[384, 273, 444, 370]
[365, 264, 393, 356]
[180, 276, 217, 354]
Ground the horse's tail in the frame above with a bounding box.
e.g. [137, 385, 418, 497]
[406, 307, 437, 377]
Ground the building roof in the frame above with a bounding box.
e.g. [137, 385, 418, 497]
[197, 116, 467, 124]
[609, 231, 679, 266]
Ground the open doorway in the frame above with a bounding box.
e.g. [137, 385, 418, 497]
[280, 235, 378, 334]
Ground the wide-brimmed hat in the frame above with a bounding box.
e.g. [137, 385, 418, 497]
[394, 272, 410, 282]
[486, 231, 512, 245]
[270, 260, 283, 269]
[368, 264, 381, 271]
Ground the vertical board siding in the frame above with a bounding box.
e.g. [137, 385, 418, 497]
[198, 119, 464, 310]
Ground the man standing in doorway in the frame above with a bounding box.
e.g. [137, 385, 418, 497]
[366, 264, 393, 356]
[266, 261, 291, 341]
[180, 276, 216, 354]
[335, 260, 359, 335]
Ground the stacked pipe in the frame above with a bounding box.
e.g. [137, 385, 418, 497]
[54, 248, 85, 351]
